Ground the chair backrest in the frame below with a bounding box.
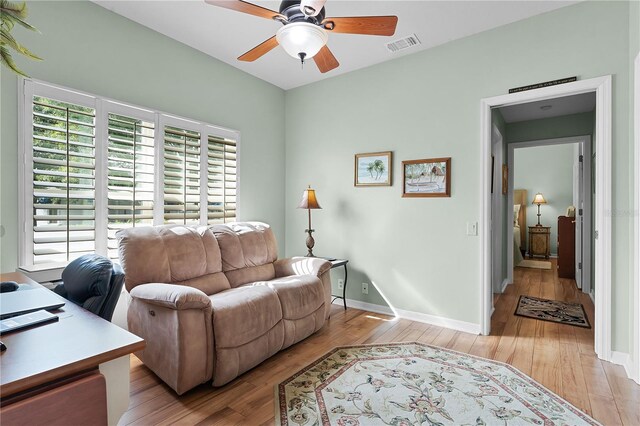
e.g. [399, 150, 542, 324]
[210, 222, 279, 287]
[55, 254, 123, 322]
[116, 225, 231, 295]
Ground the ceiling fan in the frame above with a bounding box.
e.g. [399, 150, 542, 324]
[205, 0, 398, 73]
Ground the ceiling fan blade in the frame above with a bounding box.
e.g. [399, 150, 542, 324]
[205, 0, 283, 20]
[313, 45, 339, 73]
[238, 36, 279, 62]
[322, 16, 398, 36]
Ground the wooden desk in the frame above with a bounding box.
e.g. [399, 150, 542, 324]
[0, 272, 144, 424]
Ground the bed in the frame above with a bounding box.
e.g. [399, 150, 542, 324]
[513, 189, 527, 265]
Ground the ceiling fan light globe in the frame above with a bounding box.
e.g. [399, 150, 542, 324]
[276, 22, 328, 60]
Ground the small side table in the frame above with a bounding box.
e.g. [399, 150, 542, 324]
[320, 258, 349, 310]
[528, 226, 551, 259]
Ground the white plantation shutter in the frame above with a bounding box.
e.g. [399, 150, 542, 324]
[207, 135, 237, 224]
[106, 113, 155, 259]
[20, 80, 240, 268]
[163, 125, 202, 225]
[31, 96, 96, 264]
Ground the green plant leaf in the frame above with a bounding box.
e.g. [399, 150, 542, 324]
[1, 1, 39, 32]
[1, 28, 41, 59]
[0, 44, 28, 76]
[0, 0, 40, 76]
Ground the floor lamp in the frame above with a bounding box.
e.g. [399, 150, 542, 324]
[297, 186, 321, 257]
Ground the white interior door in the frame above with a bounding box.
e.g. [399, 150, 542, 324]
[572, 144, 584, 289]
[491, 125, 504, 294]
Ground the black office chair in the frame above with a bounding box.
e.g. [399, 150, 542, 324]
[54, 254, 125, 322]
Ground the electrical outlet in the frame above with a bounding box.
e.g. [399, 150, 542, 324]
[337, 279, 344, 290]
[361, 282, 369, 295]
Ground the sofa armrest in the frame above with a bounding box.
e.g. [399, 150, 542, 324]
[274, 257, 332, 278]
[129, 283, 211, 310]
[127, 283, 213, 394]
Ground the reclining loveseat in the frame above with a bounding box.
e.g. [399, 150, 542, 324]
[117, 222, 331, 394]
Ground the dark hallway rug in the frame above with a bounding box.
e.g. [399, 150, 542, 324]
[515, 295, 591, 328]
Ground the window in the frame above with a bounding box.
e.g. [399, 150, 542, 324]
[207, 135, 237, 224]
[106, 113, 156, 259]
[20, 80, 240, 267]
[163, 125, 202, 225]
[31, 96, 96, 264]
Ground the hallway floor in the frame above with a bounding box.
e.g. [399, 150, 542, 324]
[491, 259, 638, 425]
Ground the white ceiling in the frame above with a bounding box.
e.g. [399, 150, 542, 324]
[499, 92, 596, 123]
[92, 0, 578, 90]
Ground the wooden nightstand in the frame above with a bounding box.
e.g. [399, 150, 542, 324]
[528, 226, 551, 259]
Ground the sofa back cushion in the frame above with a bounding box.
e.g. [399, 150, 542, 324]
[210, 222, 278, 287]
[117, 225, 230, 294]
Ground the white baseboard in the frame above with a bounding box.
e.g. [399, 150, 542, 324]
[333, 298, 394, 316]
[332, 298, 481, 335]
[501, 278, 510, 293]
[610, 351, 634, 380]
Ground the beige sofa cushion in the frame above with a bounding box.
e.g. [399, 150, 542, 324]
[117, 225, 230, 295]
[253, 275, 324, 320]
[209, 285, 283, 349]
[211, 222, 278, 287]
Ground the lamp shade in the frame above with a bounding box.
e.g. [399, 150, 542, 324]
[532, 192, 547, 205]
[276, 22, 328, 60]
[298, 186, 322, 209]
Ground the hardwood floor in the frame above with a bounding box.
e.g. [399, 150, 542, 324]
[120, 260, 640, 425]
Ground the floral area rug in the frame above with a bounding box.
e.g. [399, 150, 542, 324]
[275, 342, 599, 426]
[515, 295, 591, 328]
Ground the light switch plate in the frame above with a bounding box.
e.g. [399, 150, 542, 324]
[467, 222, 478, 236]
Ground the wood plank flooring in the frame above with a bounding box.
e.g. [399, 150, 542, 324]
[120, 260, 639, 425]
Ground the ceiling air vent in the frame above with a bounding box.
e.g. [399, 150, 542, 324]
[386, 34, 421, 53]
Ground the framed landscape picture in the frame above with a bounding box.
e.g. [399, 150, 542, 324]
[354, 151, 392, 187]
[402, 157, 451, 197]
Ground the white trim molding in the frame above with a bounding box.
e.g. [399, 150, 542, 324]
[611, 351, 633, 380]
[332, 299, 481, 335]
[332, 299, 394, 317]
[501, 278, 510, 293]
[480, 76, 613, 363]
[633, 52, 640, 384]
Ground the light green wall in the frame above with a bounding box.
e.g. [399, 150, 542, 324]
[506, 112, 595, 144]
[513, 144, 576, 255]
[284, 1, 633, 350]
[0, 1, 286, 272]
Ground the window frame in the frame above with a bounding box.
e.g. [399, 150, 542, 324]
[18, 78, 241, 269]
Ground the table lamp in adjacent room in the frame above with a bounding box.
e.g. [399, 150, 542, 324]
[532, 192, 547, 226]
[297, 185, 321, 257]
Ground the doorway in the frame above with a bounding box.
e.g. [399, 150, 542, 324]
[480, 76, 612, 362]
[505, 135, 593, 297]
